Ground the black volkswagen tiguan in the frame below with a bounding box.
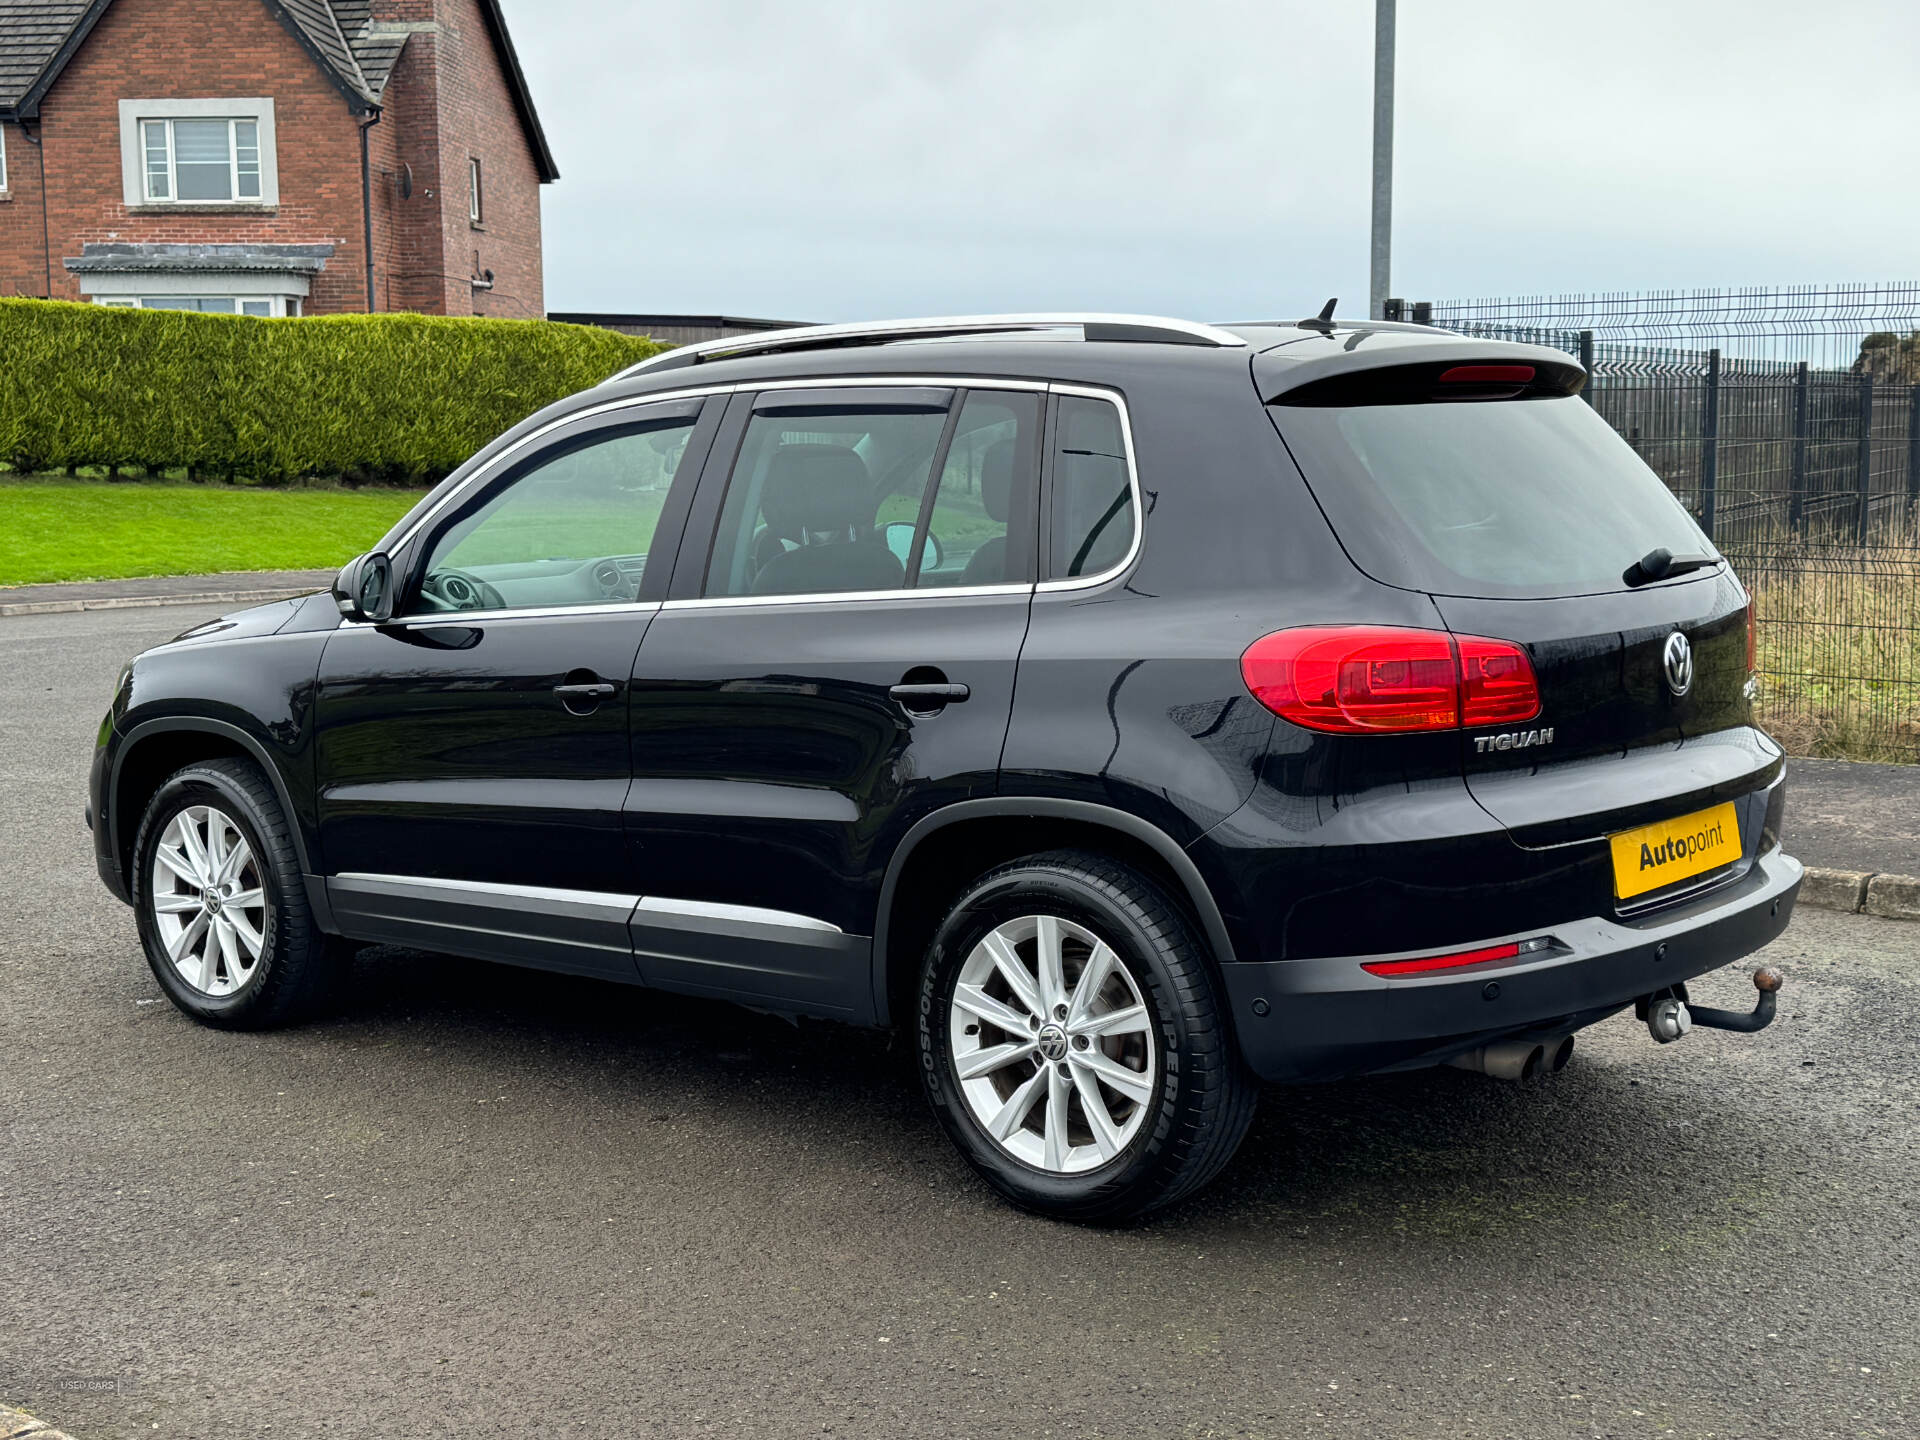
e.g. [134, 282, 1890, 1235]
[88, 312, 1801, 1220]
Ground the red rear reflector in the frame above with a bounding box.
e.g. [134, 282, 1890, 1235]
[1241, 627, 1540, 735]
[1438, 364, 1535, 385]
[1362, 942, 1520, 977]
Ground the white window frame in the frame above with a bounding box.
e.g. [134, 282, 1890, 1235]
[468, 156, 483, 224]
[118, 99, 278, 207]
[0, 124, 9, 193]
[90, 295, 299, 317]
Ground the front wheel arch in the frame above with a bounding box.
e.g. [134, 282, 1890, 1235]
[112, 718, 313, 885]
[873, 799, 1242, 1028]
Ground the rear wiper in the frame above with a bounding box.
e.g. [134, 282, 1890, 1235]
[1623, 547, 1718, 588]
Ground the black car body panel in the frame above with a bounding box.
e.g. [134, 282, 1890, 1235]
[89, 317, 1802, 1086]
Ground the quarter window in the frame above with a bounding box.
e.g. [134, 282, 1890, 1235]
[413, 417, 697, 615]
[1049, 395, 1135, 579]
[141, 117, 262, 202]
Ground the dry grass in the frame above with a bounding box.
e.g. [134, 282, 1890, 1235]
[1737, 528, 1920, 762]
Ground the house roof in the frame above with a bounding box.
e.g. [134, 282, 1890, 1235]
[63, 241, 337, 274]
[0, 0, 557, 180]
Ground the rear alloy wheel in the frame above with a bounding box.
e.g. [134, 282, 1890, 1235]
[919, 850, 1256, 1222]
[948, 914, 1157, 1174]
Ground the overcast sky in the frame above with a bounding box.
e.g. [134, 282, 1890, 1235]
[506, 0, 1920, 323]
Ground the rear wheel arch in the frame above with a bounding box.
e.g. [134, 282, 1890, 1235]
[113, 719, 311, 881]
[873, 799, 1241, 1027]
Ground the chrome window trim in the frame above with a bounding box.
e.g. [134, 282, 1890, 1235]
[606, 313, 1249, 381]
[632, 896, 843, 934]
[662, 583, 1031, 614]
[387, 384, 734, 556]
[376, 372, 1132, 623]
[341, 601, 664, 630]
[1036, 382, 1144, 593]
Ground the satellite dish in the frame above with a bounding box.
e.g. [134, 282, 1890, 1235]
[398, 163, 413, 200]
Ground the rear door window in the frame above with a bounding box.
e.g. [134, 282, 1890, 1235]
[1269, 395, 1713, 599]
[704, 387, 1040, 599]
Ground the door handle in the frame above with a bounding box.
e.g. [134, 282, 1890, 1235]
[889, 681, 970, 708]
[554, 678, 617, 715]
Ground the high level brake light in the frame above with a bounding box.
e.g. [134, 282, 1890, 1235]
[1240, 626, 1540, 735]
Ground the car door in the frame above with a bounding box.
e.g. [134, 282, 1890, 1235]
[313, 395, 718, 978]
[623, 381, 1043, 1019]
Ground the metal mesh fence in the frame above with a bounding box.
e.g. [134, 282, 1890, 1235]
[1402, 285, 1920, 760]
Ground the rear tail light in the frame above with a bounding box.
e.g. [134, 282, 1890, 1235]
[1241, 626, 1540, 735]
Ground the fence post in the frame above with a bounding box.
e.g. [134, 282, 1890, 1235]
[1907, 383, 1920, 509]
[1789, 362, 1809, 533]
[1856, 374, 1875, 542]
[1699, 348, 1720, 539]
[1579, 330, 1595, 407]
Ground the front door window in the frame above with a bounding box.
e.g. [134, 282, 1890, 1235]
[414, 418, 697, 614]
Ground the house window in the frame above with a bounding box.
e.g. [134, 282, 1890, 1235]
[0, 124, 8, 192]
[468, 157, 483, 224]
[118, 99, 278, 206]
[141, 118, 261, 202]
[92, 295, 293, 317]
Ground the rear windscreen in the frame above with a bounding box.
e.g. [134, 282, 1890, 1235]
[1269, 396, 1715, 599]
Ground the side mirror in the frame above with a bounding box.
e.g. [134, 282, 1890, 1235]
[333, 551, 394, 624]
[882, 522, 943, 575]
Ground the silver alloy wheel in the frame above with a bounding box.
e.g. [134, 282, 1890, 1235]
[149, 804, 266, 997]
[948, 914, 1158, 1175]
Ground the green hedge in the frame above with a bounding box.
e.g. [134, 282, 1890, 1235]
[0, 299, 666, 482]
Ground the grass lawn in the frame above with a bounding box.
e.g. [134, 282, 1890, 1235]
[0, 478, 430, 587]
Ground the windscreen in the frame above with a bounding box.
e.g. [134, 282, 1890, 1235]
[1270, 395, 1715, 598]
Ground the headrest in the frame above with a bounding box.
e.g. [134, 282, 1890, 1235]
[761, 444, 872, 538]
[979, 439, 1015, 524]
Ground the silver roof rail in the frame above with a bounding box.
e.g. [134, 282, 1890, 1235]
[602, 313, 1249, 383]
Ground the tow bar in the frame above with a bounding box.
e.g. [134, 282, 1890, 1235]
[1640, 967, 1783, 1043]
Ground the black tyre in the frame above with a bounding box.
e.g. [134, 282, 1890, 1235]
[131, 757, 344, 1029]
[917, 849, 1256, 1222]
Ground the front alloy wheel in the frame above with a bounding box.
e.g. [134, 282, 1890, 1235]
[149, 804, 267, 996]
[133, 756, 344, 1029]
[949, 914, 1157, 1174]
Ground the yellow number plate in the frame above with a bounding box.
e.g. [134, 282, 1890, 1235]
[1610, 801, 1742, 899]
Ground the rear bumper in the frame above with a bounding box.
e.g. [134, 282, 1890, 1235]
[1221, 844, 1802, 1083]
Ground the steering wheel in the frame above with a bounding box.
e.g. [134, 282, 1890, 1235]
[421, 567, 506, 612]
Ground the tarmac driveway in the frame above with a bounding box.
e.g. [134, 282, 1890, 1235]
[2, 605, 1915, 1439]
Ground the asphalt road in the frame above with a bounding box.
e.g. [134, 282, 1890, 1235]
[3, 605, 1916, 1440]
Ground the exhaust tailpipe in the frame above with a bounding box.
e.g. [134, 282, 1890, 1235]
[1538, 1032, 1575, 1074]
[1448, 1039, 1544, 1081]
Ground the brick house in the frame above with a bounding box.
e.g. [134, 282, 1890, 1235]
[0, 0, 556, 317]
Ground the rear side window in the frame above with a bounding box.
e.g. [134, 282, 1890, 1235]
[1049, 395, 1135, 580]
[1270, 395, 1713, 599]
[706, 402, 947, 598]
